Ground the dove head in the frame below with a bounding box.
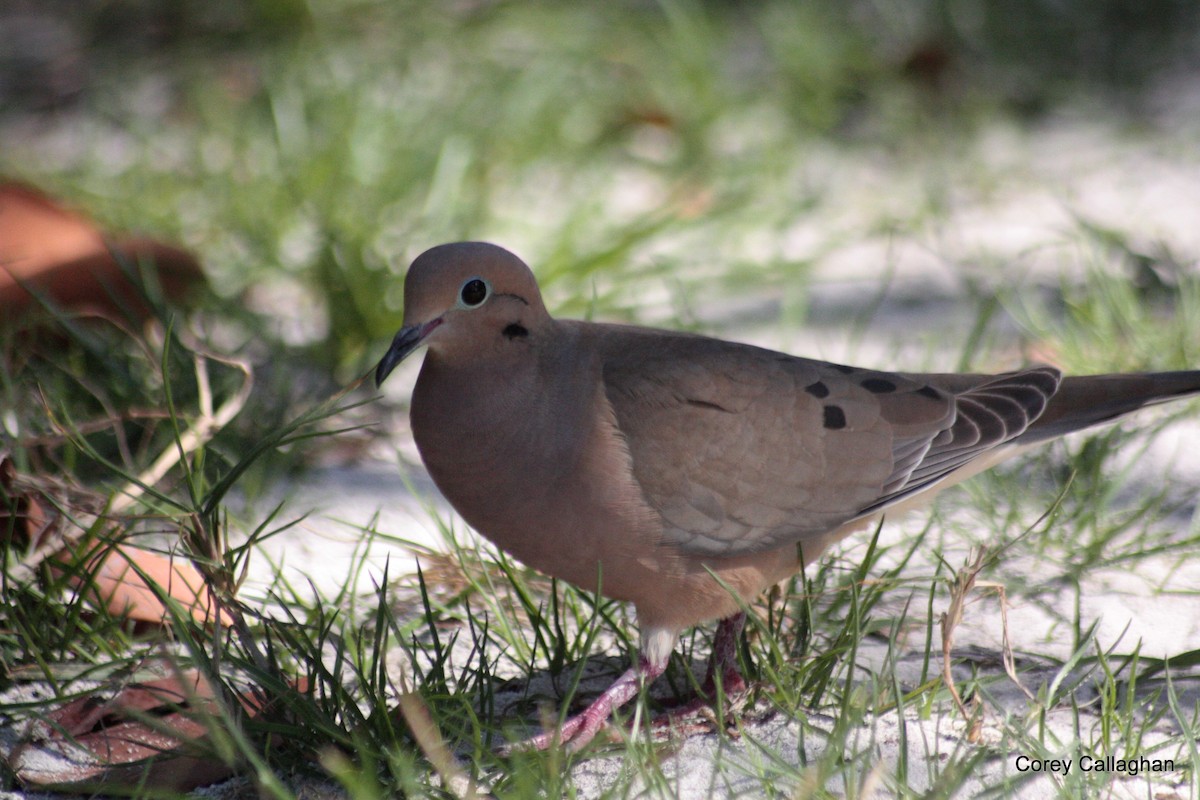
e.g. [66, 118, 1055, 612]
[374, 242, 550, 387]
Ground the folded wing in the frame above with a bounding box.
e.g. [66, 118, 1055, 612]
[600, 326, 1060, 557]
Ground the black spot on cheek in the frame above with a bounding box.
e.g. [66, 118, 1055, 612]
[503, 323, 529, 339]
[805, 380, 830, 399]
[916, 384, 941, 400]
[823, 405, 847, 430]
[861, 378, 897, 393]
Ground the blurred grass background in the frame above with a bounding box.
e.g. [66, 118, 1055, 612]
[4, 0, 1198, 374]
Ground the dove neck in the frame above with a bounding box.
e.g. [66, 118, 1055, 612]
[411, 323, 596, 514]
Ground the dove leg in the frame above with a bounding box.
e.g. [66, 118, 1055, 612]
[701, 611, 747, 695]
[507, 615, 749, 752]
[650, 611, 748, 731]
[518, 652, 669, 752]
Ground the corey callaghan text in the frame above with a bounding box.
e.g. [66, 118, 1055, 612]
[1014, 754, 1174, 777]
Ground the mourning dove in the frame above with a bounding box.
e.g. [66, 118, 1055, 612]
[375, 241, 1200, 751]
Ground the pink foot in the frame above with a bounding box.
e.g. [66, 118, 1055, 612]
[504, 654, 667, 753]
[499, 614, 748, 753]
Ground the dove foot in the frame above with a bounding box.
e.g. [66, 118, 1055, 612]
[501, 653, 668, 753]
[501, 613, 748, 753]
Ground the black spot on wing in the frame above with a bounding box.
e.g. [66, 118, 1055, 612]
[823, 405, 847, 430]
[805, 380, 830, 398]
[861, 378, 897, 393]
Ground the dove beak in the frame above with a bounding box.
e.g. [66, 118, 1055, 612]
[374, 318, 442, 388]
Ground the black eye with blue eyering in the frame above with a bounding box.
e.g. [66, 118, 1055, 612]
[459, 277, 489, 307]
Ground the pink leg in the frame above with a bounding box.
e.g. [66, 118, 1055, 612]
[516, 652, 668, 753]
[653, 612, 748, 726]
[502, 615, 747, 752]
[701, 612, 747, 695]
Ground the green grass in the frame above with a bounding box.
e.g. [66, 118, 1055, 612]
[3, 1, 1200, 798]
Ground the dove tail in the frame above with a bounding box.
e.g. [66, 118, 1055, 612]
[1017, 370, 1200, 444]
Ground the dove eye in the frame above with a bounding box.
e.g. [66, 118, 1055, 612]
[458, 277, 490, 308]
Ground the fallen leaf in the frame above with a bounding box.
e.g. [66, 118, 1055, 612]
[11, 671, 233, 791]
[71, 542, 235, 627]
[0, 181, 203, 321]
[1, 454, 232, 627]
[7, 669, 310, 793]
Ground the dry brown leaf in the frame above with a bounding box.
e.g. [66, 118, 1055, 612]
[67, 543, 235, 628]
[2, 454, 232, 627]
[0, 181, 203, 320]
[11, 671, 233, 791]
[7, 669, 310, 793]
